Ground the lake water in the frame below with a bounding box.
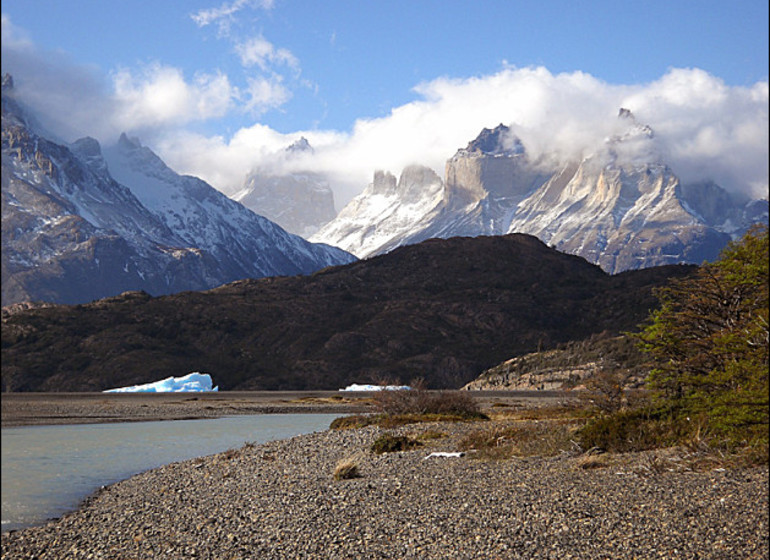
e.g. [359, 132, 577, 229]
[1, 414, 340, 532]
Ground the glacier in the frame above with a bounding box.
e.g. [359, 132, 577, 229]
[103, 372, 218, 393]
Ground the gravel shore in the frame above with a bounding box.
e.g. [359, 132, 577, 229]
[2, 419, 767, 559]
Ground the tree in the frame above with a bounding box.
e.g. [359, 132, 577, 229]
[638, 225, 769, 441]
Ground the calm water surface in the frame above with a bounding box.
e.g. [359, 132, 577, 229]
[1, 414, 339, 532]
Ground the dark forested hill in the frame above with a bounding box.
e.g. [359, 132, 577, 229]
[1, 234, 695, 391]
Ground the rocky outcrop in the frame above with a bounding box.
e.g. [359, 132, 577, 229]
[463, 335, 650, 391]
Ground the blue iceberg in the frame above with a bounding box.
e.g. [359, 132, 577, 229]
[103, 372, 218, 393]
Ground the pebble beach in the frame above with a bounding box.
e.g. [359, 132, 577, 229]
[2, 418, 768, 560]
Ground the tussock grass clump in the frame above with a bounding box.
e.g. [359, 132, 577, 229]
[333, 453, 365, 480]
[370, 433, 422, 454]
[575, 454, 609, 470]
[376, 412, 486, 428]
[330, 411, 488, 431]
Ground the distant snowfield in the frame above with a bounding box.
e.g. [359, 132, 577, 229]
[103, 372, 218, 393]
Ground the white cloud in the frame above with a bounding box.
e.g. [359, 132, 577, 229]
[191, 0, 274, 35]
[151, 66, 770, 207]
[1, 14, 32, 49]
[619, 69, 769, 197]
[235, 35, 298, 71]
[111, 63, 236, 129]
[243, 75, 291, 114]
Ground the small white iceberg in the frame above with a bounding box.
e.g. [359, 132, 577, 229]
[339, 384, 411, 391]
[424, 452, 466, 460]
[103, 372, 218, 393]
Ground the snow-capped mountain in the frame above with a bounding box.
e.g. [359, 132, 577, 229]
[1, 75, 355, 306]
[312, 116, 767, 272]
[310, 165, 445, 257]
[233, 137, 337, 237]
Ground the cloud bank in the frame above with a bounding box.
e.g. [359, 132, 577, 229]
[157, 66, 768, 205]
[2, 13, 767, 208]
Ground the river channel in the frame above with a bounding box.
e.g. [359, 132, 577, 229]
[1, 414, 339, 532]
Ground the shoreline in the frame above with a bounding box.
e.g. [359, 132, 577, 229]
[0, 390, 573, 428]
[2, 418, 767, 559]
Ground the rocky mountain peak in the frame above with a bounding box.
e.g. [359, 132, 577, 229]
[316, 117, 766, 273]
[71, 136, 102, 158]
[614, 107, 654, 140]
[460, 124, 525, 157]
[395, 165, 443, 204]
[286, 136, 313, 154]
[1, 73, 14, 92]
[117, 132, 142, 151]
[371, 170, 398, 195]
[71, 136, 110, 176]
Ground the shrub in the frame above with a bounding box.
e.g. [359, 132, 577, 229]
[372, 379, 487, 420]
[576, 407, 693, 453]
[370, 433, 422, 454]
[579, 369, 631, 413]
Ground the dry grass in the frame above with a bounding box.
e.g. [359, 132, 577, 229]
[575, 454, 609, 470]
[370, 433, 422, 454]
[333, 453, 365, 480]
[458, 420, 582, 460]
[412, 429, 448, 441]
[330, 411, 486, 431]
[489, 402, 590, 422]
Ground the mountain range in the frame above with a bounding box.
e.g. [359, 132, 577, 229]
[1, 74, 355, 306]
[1, 233, 695, 392]
[311, 115, 767, 273]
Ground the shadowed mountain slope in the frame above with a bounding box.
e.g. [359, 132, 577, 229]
[2, 234, 695, 391]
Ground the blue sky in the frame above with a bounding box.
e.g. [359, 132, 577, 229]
[2, 0, 768, 204]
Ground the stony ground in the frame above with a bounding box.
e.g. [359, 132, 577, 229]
[2, 419, 767, 559]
